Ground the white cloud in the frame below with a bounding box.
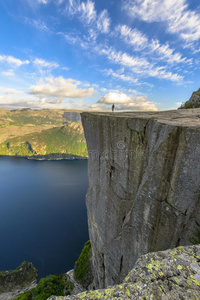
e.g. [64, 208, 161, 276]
[116, 24, 189, 64]
[62, 67, 70, 71]
[80, 0, 96, 23]
[67, 0, 110, 33]
[176, 102, 183, 107]
[97, 10, 110, 33]
[64, 30, 184, 82]
[99, 92, 133, 104]
[63, 32, 90, 49]
[0, 55, 29, 67]
[0, 95, 65, 110]
[104, 68, 138, 83]
[98, 92, 158, 111]
[33, 58, 59, 68]
[116, 101, 158, 111]
[116, 25, 148, 50]
[24, 18, 49, 32]
[63, 30, 184, 82]
[125, 0, 200, 42]
[62, 23, 184, 83]
[97, 46, 149, 69]
[0, 91, 89, 110]
[68, 0, 96, 24]
[35, 0, 64, 4]
[1, 70, 15, 77]
[29, 76, 96, 99]
[95, 45, 183, 82]
[149, 39, 188, 64]
[36, 0, 49, 4]
[4, 88, 23, 95]
[88, 103, 107, 111]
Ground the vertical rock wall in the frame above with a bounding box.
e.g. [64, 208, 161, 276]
[81, 111, 200, 288]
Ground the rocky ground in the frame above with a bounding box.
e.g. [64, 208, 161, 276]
[0, 262, 37, 300]
[48, 245, 200, 300]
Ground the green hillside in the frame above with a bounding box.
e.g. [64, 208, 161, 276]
[0, 108, 87, 159]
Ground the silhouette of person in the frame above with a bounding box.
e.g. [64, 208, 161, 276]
[112, 104, 115, 112]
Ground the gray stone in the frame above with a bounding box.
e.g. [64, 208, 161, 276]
[47, 244, 200, 300]
[81, 110, 200, 288]
[0, 261, 37, 300]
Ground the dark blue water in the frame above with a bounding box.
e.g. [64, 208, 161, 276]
[0, 157, 89, 279]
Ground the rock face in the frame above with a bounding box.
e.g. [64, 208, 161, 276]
[81, 109, 200, 288]
[48, 244, 200, 300]
[0, 261, 37, 300]
[180, 88, 200, 108]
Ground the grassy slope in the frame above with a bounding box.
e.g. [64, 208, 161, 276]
[0, 108, 88, 158]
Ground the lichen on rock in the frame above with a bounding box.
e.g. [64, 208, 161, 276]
[47, 244, 200, 300]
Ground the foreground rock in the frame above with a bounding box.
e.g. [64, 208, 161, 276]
[0, 261, 37, 300]
[81, 110, 200, 288]
[66, 270, 86, 295]
[48, 244, 200, 299]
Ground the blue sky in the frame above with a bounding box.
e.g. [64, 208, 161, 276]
[0, 0, 200, 111]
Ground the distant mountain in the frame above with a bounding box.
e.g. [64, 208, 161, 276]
[0, 108, 87, 159]
[179, 88, 200, 109]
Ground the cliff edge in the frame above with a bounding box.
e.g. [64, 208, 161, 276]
[48, 244, 200, 299]
[81, 109, 200, 288]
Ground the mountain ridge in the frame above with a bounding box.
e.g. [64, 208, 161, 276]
[0, 108, 87, 159]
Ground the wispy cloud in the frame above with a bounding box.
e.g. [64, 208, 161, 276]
[149, 39, 189, 64]
[67, 0, 110, 33]
[33, 58, 59, 68]
[62, 28, 184, 83]
[23, 17, 49, 32]
[36, 0, 49, 4]
[68, 0, 96, 23]
[29, 76, 96, 99]
[95, 45, 183, 82]
[103, 68, 138, 84]
[97, 9, 110, 33]
[115, 25, 148, 50]
[116, 24, 190, 64]
[124, 0, 200, 42]
[63, 33, 90, 49]
[1, 69, 15, 77]
[0, 55, 29, 67]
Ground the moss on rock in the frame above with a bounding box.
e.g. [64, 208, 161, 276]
[189, 226, 200, 245]
[47, 245, 200, 300]
[15, 274, 74, 300]
[74, 241, 93, 289]
[0, 261, 37, 294]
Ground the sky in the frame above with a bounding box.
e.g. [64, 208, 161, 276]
[0, 0, 200, 111]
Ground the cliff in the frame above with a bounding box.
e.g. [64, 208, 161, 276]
[48, 244, 200, 300]
[81, 109, 200, 288]
[0, 261, 37, 300]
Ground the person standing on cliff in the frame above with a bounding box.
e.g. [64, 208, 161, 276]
[112, 104, 115, 112]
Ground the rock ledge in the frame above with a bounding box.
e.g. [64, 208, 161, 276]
[48, 244, 200, 299]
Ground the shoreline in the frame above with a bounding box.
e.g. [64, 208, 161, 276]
[0, 155, 88, 161]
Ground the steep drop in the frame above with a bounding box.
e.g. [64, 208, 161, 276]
[81, 109, 200, 288]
